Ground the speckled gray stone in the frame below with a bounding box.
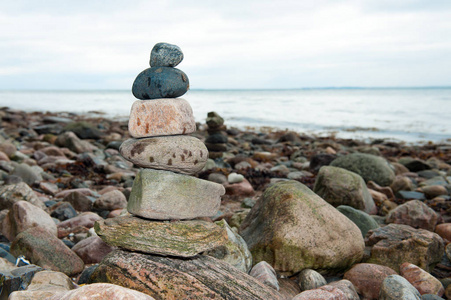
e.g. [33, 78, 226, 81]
[150, 42, 184, 67]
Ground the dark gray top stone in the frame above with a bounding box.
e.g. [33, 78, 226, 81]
[150, 42, 183, 67]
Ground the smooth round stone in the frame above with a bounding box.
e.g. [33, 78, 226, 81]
[150, 42, 183, 67]
[228, 172, 244, 184]
[128, 169, 225, 220]
[132, 67, 189, 100]
[205, 133, 228, 144]
[120, 136, 208, 175]
[128, 98, 195, 138]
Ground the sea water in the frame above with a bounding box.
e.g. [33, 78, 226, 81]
[0, 88, 450, 143]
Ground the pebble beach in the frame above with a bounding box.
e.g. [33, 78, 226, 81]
[1, 43, 451, 300]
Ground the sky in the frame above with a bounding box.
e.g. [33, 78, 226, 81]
[1, 0, 451, 90]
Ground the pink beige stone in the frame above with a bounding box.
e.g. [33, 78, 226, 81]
[128, 98, 195, 138]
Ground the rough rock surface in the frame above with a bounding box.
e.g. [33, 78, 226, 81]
[150, 42, 183, 67]
[127, 169, 225, 220]
[239, 180, 365, 275]
[313, 166, 376, 214]
[120, 136, 208, 175]
[386, 200, 439, 231]
[293, 279, 359, 300]
[49, 283, 155, 300]
[297, 268, 327, 291]
[95, 215, 228, 257]
[89, 249, 284, 300]
[365, 224, 444, 273]
[0, 182, 46, 210]
[330, 153, 395, 186]
[128, 98, 195, 138]
[249, 261, 279, 291]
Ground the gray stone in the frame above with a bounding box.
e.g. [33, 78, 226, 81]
[337, 205, 380, 238]
[150, 42, 183, 67]
[205, 133, 228, 144]
[297, 269, 327, 291]
[11, 163, 42, 186]
[239, 180, 364, 276]
[128, 169, 224, 220]
[314, 166, 376, 214]
[330, 153, 395, 186]
[132, 67, 189, 100]
[206, 111, 224, 128]
[379, 275, 421, 300]
[228, 172, 244, 184]
[204, 219, 252, 273]
[398, 190, 426, 200]
[386, 200, 439, 231]
[120, 136, 208, 175]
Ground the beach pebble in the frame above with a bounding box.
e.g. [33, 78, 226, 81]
[132, 67, 189, 100]
[49, 202, 77, 221]
[10, 226, 84, 276]
[435, 223, 451, 242]
[11, 163, 42, 186]
[419, 185, 449, 199]
[127, 169, 224, 220]
[93, 190, 127, 211]
[249, 261, 279, 291]
[228, 172, 244, 184]
[331, 153, 395, 186]
[90, 250, 283, 299]
[2, 200, 57, 241]
[239, 180, 364, 276]
[344, 263, 397, 300]
[225, 178, 255, 196]
[71, 235, 115, 264]
[128, 98, 195, 138]
[150, 42, 183, 67]
[336, 205, 380, 238]
[386, 200, 439, 231]
[205, 142, 227, 152]
[314, 166, 376, 214]
[400, 262, 444, 296]
[398, 190, 426, 200]
[62, 191, 94, 211]
[57, 212, 103, 238]
[55, 131, 98, 153]
[96, 216, 227, 257]
[399, 158, 432, 172]
[391, 175, 415, 193]
[278, 278, 302, 299]
[208, 172, 228, 184]
[365, 224, 444, 273]
[297, 269, 327, 291]
[205, 133, 228, 144]
[120, 136, 208, 175]
[379, 275, 421, 300]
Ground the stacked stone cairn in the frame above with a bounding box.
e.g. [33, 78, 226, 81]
[204, 111, 228, 159]
[94, 42, 228, 255]
[90, 44, 278, 298]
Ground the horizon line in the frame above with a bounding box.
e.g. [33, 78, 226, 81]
[0, 86, 451, 92]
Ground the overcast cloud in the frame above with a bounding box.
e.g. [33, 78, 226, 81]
[1, 0, 450, 89]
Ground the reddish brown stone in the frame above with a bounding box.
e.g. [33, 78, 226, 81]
[399, 262, 444, 296]
[344, 263, 397, 299]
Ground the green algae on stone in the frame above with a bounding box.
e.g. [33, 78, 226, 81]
[95, 215, 229, 257]
[330, 152, 395, 186]
[239, 180, 364, 276]
[314, 166, 376, 214]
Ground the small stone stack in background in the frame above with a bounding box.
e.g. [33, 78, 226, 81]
[204, 111, 228, 159]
